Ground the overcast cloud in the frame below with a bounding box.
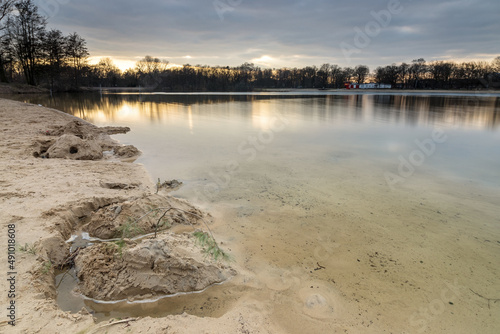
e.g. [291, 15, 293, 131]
[35, 0, 500, 70]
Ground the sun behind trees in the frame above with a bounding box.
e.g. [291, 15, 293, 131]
[0, 0, 499, 92]
[113, 59, 500, 91]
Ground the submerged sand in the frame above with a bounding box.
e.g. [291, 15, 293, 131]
[1, 97, 499, 334]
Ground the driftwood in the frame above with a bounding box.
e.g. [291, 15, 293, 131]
[87, 318, 138, 334]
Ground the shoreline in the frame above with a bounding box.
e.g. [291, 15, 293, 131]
[0, 98, 278, 334]
[89, 87, 500, 96]
[2, 80, 499, 97]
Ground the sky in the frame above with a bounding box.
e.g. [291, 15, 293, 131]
[35, 0, 500, 72]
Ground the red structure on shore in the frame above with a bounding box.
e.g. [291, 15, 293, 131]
[344, 82, 392, 89]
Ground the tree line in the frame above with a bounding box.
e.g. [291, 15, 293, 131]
[1, 0, 499, 92]
[95, 56, 500, 91]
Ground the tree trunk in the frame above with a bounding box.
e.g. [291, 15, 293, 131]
[0, 56, 8, 83]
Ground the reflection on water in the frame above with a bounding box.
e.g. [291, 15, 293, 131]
[55, 267, 247, 321]
[5, 92, 500, 130]
[8, 92, 500, 189]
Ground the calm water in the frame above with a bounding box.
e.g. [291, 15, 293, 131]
[7, 92, 500, 332]
[11, 92, 500, 190]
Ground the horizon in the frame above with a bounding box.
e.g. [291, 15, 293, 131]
[37, 0, 499, 73]
[87, 55, 499, 74]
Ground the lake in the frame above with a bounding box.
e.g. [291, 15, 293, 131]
[7, 92, 500, 333]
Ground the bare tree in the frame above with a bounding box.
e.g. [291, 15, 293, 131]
[0, 1, 14, 29]
[429, 61, 454, 87]
[374, 64, 398, 86]
[329, 65, 343, 88]
[492, 56, 500, 73]
[66, 32, 89, 89]
[317, 63, 331, 88]
[354, 65, 369, 84]
[6, 0, 46, 85]
[0, 0, 15, 82]
[41, 29, 66, 90]
[398, 62, 409, 88]
[409, 58, 427, 88]
[343, 66, 355, 84]
[94, 57, 121, 86]
[136, 55, 169, 87]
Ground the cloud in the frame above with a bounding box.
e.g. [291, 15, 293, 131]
[40, 0, 500, 70]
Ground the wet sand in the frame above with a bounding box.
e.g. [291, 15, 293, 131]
[167, 145, 497, 333]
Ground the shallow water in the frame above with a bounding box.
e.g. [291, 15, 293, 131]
[9, 92, 500, 332]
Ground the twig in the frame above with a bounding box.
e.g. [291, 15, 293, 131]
[59, 248, 81, 269]
[132, 206, 217, 242]
[154, 208, 173, 238]
[87, 318, 138, 334]
[55, 269, 72, 289]
[470, 288, 500, 310]
[314, 262, 326, 271]
[143, 206, 228, 261]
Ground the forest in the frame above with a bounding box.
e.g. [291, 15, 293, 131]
[1, 0, 499, 92]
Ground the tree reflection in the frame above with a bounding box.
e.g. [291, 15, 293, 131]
[5, 93, 500, 130]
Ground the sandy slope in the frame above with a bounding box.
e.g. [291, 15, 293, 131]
[0, 99, 280, 334]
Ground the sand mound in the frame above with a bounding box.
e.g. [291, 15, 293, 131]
[114, 144, 141, 158]
[49, 120, 130, 139]
[46, 134, 104, 160]
[31, 120, 140, 160]
[75, 234, 235, 301]
[82, 194, 204, 239]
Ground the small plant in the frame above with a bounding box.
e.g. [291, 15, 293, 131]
[156, 178, 161, 194]
[114, 239, 126, 257]
[103, 239, 126, 258]
[40, 260, 53, 275]
[121, 205, 232, 262]
[193, 230, 232, 262]
[110, 218, 143, 257]
[117, 218, 144, 239]
[18, 242, 37, 255]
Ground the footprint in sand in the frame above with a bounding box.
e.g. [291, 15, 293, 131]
[298, 282, 340, 319]
[259, 268, 297, 291]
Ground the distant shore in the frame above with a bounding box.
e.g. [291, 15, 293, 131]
[262, 88, 500, 96]
[1, 81, 499, 96]
[0, 82, 48, 94]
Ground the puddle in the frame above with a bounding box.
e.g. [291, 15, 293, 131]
[55, 268, 83, 314]
[55, 266, 245, 321]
